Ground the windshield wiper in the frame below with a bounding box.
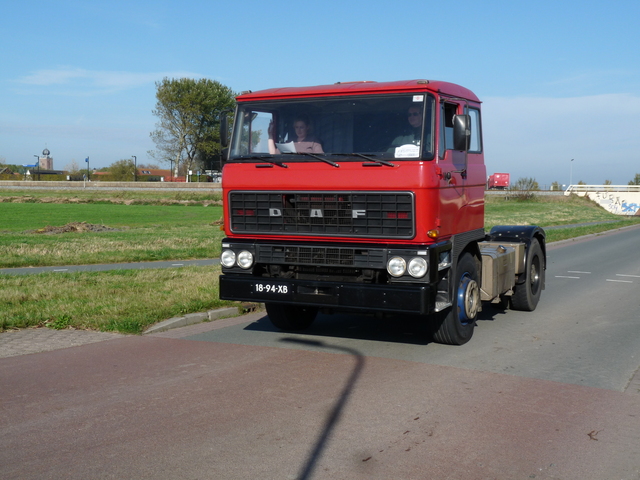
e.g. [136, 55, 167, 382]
[282, 152, 340, 168]
[236, 155, 288, 168]
[331, 153, 395, 167]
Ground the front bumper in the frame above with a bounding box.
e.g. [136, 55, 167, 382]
[220, 275, 432, 315]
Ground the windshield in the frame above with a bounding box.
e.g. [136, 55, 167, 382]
[229, 94, 435, 161]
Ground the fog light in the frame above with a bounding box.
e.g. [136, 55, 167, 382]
[387, 256, 406, 277]
[237, 250, 254, 269]
[408, 257, 428, 278]
[220, 249, 236, 267]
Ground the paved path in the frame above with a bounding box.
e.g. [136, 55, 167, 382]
[0, 328, 123, 358]
[0, 306, 244, 358]
[2, 311, 639, 480]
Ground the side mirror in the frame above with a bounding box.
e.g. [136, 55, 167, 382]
[453, 114, 471, 151]
[220, 115, 229, 148]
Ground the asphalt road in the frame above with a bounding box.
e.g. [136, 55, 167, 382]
[1, 226, 639, 479]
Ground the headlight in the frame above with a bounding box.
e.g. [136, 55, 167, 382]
[220, 249, 236, 267]
[408, 257, 428, 278]
[387, 256, 406, 277]
[236, 250, 254, 269]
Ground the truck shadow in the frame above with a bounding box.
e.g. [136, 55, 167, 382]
[244, 304, 511, 346]
[280, 338, 364, 480]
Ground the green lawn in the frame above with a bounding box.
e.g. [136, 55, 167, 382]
[484, 194, 621, 230]
[0, 266, 237, 333]
[0, 203, 224, 268]
[1, 202, 221, 232]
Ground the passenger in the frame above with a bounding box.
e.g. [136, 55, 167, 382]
[390, 105, 423, 149]
[268, 114, 324, 154]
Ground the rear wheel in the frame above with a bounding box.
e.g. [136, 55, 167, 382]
[510, 239, 543, 311]
[432, 253, 480, 345]
[265, 303, 318, 331]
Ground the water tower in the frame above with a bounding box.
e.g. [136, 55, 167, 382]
[39, 148, 53, 170]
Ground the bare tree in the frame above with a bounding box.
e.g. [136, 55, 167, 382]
[65, 159, 81, 175]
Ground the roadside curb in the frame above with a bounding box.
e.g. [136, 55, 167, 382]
[143, 303, 262, 335]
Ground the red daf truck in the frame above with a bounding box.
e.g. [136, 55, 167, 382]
[219, 79, 545, 345]
[487, 172, 510, 190]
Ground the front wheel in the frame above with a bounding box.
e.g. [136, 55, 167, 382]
[265, 303, 318, 331]
[432, 253, 480, 346]
[510, 239, 544, 311]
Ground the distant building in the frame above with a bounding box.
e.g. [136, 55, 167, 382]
[26, 169, 64, 178]
[38, 148, 53, 170]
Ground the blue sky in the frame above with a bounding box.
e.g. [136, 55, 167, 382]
[2, 0, 639, 186]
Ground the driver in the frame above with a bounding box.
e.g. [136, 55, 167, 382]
[268, 114, 324, 154]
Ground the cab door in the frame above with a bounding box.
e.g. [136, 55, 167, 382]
[437, 100, 467, 236]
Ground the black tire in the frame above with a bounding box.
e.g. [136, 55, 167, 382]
[510, 238, 543, 311]
[432, 253, 481, 346]
[265, 303, 318, 331]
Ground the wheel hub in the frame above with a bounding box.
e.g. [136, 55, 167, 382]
[457, 274, 480, 323]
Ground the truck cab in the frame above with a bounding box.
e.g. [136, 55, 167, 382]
[219, 80, 545, 345]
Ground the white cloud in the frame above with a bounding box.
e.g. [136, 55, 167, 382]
[15, 67, 203, 94]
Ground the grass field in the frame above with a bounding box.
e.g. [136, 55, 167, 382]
[485, 194, 640, 242]
[1, 189, 639, 333]
[484, 193, 621, 229]
[0, 202, 224, 268]
[0, 188, 221, 205]
[0, 265, 236, 333]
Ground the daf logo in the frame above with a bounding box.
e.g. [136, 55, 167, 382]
[268, 208, 367, 218]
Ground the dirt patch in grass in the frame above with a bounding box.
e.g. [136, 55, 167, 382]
[2, 195, 222, 206]
[29, 222, 121, 234]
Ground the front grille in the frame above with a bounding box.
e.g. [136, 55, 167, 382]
[256, 244, 386, 268]
[230, 191, 414, 238]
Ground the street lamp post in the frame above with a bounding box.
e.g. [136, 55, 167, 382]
[33, 155, 39, 181]
[132, 156, 137, 182]
[570, 158, 574, 187]
[85, 157, 90, 181]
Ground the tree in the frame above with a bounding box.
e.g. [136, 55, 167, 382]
[510, 177, 539, 199]
[65, 159, 81, 175]
[108, 159, 136, 181]
[511, 177, 539, 191]
[550, 181, 561, 191]
[603, 179, 612, 185]
[628, 173, 640, 185]
[149, 78, 236, 176]
[138, 163, 160, 170]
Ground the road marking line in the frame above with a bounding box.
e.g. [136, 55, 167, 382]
[568, 271, 591, 274]
[555, 276, 581, 279]
[172, 264, 184, 266]
[617, 274, 640, 278]
[606, 279, 633, 283]
[53, 269, 69, 272]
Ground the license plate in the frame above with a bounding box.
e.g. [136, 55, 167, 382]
[254, 282, 291, 295]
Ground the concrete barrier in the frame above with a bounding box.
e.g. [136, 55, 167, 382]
[565, 185, 640, 215]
